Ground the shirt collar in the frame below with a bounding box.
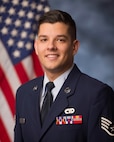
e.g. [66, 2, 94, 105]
[42, 64, 74, 97]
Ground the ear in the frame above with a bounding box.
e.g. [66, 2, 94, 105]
[72, 40, 80, 55]
[34, 40, 38, 55]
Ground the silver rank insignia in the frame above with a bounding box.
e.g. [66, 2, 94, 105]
[101, 117, 114, 136]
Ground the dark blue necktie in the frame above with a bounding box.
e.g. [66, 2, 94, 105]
[41, 82, 55, 125]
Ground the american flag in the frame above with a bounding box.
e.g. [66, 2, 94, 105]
[0, 0, 50, 141]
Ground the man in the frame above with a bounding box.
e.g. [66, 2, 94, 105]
[14, 10, 114, 142]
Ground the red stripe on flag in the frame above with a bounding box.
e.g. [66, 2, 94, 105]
[14, 62, 29, 84]
[0, 118, 11, 142]
[0, 67, 15, 116]
[32, 51, 44, 76]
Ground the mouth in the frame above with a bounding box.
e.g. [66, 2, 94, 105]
[45, 54, 59, 60]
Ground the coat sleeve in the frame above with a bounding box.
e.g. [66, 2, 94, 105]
[87, 85, 114, 142]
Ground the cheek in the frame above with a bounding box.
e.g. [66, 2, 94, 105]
[37, 49, 45, 62]
[64, 47, 74, 57]
[35, 45, 43, 56]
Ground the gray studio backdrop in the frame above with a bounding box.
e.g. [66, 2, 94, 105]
[48, 0, 114, 89]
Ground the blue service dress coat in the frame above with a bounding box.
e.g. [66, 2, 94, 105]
[14, 64, 114, 142]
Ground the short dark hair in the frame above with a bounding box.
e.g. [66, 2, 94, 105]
[37, 10, 77, 40]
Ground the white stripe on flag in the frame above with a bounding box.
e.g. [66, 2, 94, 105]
[0, 40, 21, 95]
[22, 55, 36, 79]
[0, 89, 14, 142]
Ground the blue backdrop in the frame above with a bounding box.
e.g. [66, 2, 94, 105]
[49, 0, 114, 89]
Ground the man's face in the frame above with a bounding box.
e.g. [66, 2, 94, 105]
[34, 22, 79, 77]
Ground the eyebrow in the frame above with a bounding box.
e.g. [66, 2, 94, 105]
[38, 35, 68, 38]
[38, 35, 47, 38]
[56, 35, 68, 38]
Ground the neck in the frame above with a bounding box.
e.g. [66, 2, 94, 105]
[44, 64, 74, 81]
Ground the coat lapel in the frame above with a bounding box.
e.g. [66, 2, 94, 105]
[39, 64, 82, 139]
[28, 77, 43, 133]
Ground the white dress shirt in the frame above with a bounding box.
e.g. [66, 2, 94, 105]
[40, 64, 74, 110]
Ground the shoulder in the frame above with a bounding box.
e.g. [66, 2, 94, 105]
[80, 72, 113, 91]
[79, 73, 114, 101]
[71, 64, 108, 89]
[72, 64, 114, 97]
[80, 73, 105, 87]
[16, 76, 43, 96]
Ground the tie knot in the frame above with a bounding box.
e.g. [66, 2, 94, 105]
[46, 82, 55, 92]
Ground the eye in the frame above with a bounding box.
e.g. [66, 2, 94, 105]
[56, 38, 66, 42]
[40, 38, 48, 42]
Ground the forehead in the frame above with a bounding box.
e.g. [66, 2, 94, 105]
[38, 22, 69, 35]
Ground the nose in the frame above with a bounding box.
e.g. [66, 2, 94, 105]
[47, 39, 57, 50]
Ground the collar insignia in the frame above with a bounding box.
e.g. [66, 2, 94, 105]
[64, 87, 71, 94]
[33, 86, 38, 91]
